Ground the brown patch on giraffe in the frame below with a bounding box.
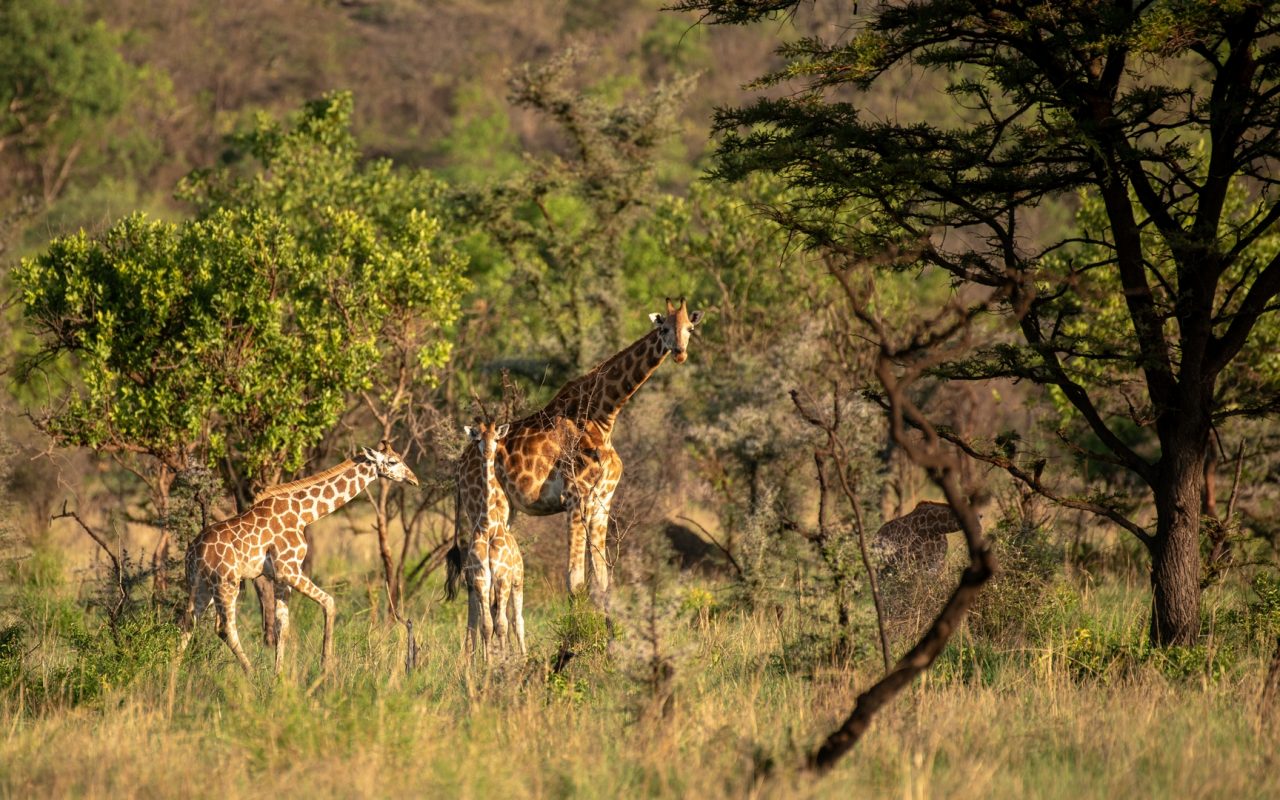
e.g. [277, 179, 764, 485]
[323, 484, 335, 499]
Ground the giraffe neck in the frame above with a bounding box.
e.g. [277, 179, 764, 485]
[546, 329, 668, 426]
[479, 449, 505, 530]
[259, 458, 379, 527]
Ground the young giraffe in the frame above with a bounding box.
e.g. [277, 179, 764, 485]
[178, 441, 419, 674]
[449, 298, 703, 602]
[871, 500, 967, 576]
[449, 421, 526, 658]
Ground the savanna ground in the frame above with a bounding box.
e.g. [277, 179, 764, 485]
[3, 519, 1278, 800]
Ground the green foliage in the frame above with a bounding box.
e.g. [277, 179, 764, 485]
[680, 0, 1280, 646]
[0, 0, 133, 205]
[56, 612, 181, 706]
[1063, 626, 1236, 685]
[549, 602, 612, 658]
[18, 93, 468, 481]
[454, 49, 696, 375]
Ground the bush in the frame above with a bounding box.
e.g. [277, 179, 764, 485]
[55, 611, 181, 706]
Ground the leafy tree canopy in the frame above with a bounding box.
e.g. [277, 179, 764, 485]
[18, 93, 468, 483]
[677, 0, 1280, 645]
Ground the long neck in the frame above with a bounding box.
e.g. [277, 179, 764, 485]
[546, 329, 668, 425]
[480, 449, 506, 530]
[258, 459, 379, 526]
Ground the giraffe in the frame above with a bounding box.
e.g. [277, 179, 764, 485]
[448, 298, 704, 602]
[448, 421, 526, 659]
[178, 441, 419, 674]
[871, 500, 966, 576]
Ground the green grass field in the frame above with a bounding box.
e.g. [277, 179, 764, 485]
[2, 545, 1278, 800]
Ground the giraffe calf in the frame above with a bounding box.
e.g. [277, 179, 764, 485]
[450, 421, 527, 660]
[178, 442, 419, 674]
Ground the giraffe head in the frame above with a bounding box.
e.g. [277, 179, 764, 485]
[358, 440, 420, 486]
[648, 297, 704, 364]
[464, 422, 510, 464]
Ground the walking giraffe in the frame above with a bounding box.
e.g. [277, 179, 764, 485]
[447, 421, 526, 658]
[447, 298, 704, 602]
[178, 441, 419, 674]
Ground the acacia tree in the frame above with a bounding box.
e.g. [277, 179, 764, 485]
[676, 0, 1280, 645]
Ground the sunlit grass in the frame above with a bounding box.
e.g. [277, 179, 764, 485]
[2, 560, 1277, 799]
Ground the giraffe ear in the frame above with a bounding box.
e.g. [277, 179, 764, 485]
[464, 425, 477, 440]
[649, 312, 664, 327]
[359, 446, 376, 462]
[496, 423, 510, 439]
[689, 310, 704, 326]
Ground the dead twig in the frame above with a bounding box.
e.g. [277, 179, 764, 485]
[52, 501, 128, 626]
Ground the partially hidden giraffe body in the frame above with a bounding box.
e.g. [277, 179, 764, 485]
[179, 441, 419, 674]
[871, 500, 965, 576]
[451, 421, 526, 659]
[448, 298, 703, 602]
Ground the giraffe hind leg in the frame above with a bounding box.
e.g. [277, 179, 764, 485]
[178, 578, 214, 656]
[213, 582, 252, 674]
[273, 583, 292, 675]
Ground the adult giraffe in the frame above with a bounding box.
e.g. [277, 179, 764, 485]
[451, 298, 703, 601]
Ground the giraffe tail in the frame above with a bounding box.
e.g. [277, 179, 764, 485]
[444, 477, 463, 602]
[444, 544, 464, 602]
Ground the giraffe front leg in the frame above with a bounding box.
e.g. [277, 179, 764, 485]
[214, 582, 252, 674]
[277, 569, 336, 674]
[464, 546, 494, 661]
[585, 494, 614, 603]
[565, 495, 589, 596]
[491, 573, 511, 653]
[512, 572, 526, 657]
[273, 583, 292, 675]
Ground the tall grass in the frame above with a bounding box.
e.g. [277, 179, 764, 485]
[1, 549, 1277, 799]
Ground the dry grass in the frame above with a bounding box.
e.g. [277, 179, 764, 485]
[2, 548, 1278, 799]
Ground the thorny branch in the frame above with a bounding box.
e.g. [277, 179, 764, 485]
[52, 501, 128, 626]
[798, 259, 999, 776]
[788, 386, 891, 673]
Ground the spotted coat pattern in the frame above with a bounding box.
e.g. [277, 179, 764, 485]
[457, 299, 703, 601]
[178, 442, 418, 674]
[459, 422, 526, 659]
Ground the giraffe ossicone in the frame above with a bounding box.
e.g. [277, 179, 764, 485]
[179, 442, 419, 674]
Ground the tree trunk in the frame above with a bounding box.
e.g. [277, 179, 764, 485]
[1148, 433, 1206, 646]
